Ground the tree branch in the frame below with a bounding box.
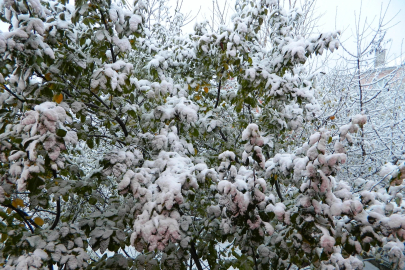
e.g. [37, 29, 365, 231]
[218, 128, 228, 142]
[88, 135, 126, 146]
[2, 203, 37, 233]
[114, 116, 129, 137]
[214, 79, 222, 108]
[190, 242, 203, 270]
[84, 102, 99, 109]
[99, 10, 116, 63]
[204, 143, 218, 152]
[50, 198, 60, 230]
[121, 248, 133, 259]
[1, 84, 25, 102]
[275, 180, 284, 202]
[34, 208, 57, 215]
[252, 246, 258, 270]
[196, 216, 216, 236]
[89, 91, 129, 137]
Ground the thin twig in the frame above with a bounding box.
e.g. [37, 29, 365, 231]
[99, 10, 116, 63]
[2, 203, 37, 233]
[369, 168, 397, 191]
[89, 91, 129, 137]
[34, 208, 57, 215]
[1, 84, 25, 102]
[121, 248, 133, 259]
[218, 128, 228, 142]
[88, 135, 126, 146]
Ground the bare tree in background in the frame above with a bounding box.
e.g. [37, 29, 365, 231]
[142, 0, 201, 34]
[204, 0, 234, 31]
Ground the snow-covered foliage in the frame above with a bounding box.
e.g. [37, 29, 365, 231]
[0, 0, 404, 269]
[300, 17, 405, 269]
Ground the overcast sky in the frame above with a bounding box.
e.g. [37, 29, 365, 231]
[316, 0, 405, 65]
[1, 0, 404, 65]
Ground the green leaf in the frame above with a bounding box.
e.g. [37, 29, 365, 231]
[26, 176, 45, 194]
[89, 197, 97, 205]
[56, 128, 67, 137]
[87, 138, 94, 149]
[395, 196, 401, 206]
[244, 96, 256, 107]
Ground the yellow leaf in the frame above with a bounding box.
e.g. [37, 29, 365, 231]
[34, 217, 44, 226]
[7, 208, 12, 214]
[204, 87, 209, 93]
[194, 148, 198, 155]
[195, 85, 200, 91]
[45, 73, 52, 81]
[274, 174, 278, 180]
[195, 95, 201, 100]
[329, 115, 335, 120]
[12, 198, 24, 208]
[53, 93, 63, 104]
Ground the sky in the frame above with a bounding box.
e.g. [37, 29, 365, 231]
[316, 0, 405, 65]
[0, 0, 404, 65]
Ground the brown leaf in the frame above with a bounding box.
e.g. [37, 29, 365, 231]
[12, 198, 24, 208]
[45, 73, 52, 81]
[53, 93, 63, 104]
[34, 217, 44, 226]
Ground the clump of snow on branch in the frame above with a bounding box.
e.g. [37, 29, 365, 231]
[7, 102, 76, 191]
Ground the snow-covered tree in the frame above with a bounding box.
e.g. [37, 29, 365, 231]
[0, 0, 404, 269]
[308, 8, 405, 268]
